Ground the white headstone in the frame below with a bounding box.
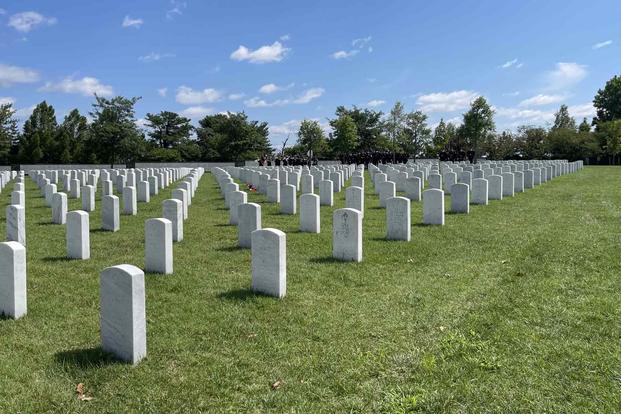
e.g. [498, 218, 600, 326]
[471, 178, 489, 205]
[405, 177, 421, 201]
[488, 175, 503, 200]
[378, 181, 396, 208]
[280, 184, 297, 215]
[6, 205, 25, 245]
[319, 180, 333, 206]
[238, 203, 262, 248]
[386, 196, 411, 241]
[451, 183, 469, 214]
[333, 208, 362, 262]
[123, 186, 137, 215]
[0, 241, 27, 319]
[422, 189, 444, 225]
[100, 264, 146, 364]
[145, 218, 173, 274]
[67, 210, 90, 260]
[345, 186, 364, 217]
[163, 199, 184, 242]
[251, 228, 286, 298]
[300, 193, 320, 233]
[229, 191, 247, 225]
[52, 192, 68, 224]
[102, 195, 120, 232]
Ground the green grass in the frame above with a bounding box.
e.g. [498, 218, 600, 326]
[0, 166, 620, 413]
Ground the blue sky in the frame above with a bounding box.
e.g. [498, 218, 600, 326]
[1, 0, 620, 146]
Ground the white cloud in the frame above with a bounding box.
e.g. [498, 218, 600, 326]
[352, 36, 372, 48]
[366, 99, 385, 107]
[122, 15, 143, 28]
[139, 52, 174, 62]
[292, 87, 324, 104]
[545, 62, 587, 91]
[331, 50, 359, 59]
[166, 0, 187, 19]
[416, 90, 479, 113]
[280, 34, 290, 41]
[40, 76, 114, 97]
[228, 93, 245, 100]
[0, 97, 15, 105]
[180, 106, 213, 119]
[8, 11, 57, 32]
[230, 41, 289, 63]
[331, 35, 372, 60]
[135, 118, 148, 129]
[593, 40, 612, 49]
[269, 119, 301, 136]
[496, 107, 554, 123]
[568, 103, 596, 118]
[503, 91, 520, 97]
[0, 63, 40, 86]
[15, 105, 36, 119]
[245, 87, 324, 107]
[157, 87, 168, 97]
[175, 86, 221, 104]
[269, 118, 331, 139]
[500, 58, 523, 69]
[259, 82, 294, 94]
[519, 94, 566, 107]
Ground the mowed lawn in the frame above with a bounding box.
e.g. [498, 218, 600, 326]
[0, 166, 619, 413]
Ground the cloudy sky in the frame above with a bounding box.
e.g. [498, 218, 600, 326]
[1, 0, 619, 146]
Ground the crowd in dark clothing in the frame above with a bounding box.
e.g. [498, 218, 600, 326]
[338, 151, 410, 166]
[258, 155, 319, 167]
[438, 150, 476, 163]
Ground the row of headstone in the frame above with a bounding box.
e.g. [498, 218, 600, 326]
[1, 167, 204, 365]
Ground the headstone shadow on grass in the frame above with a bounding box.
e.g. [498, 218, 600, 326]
[217, 288, 258, 301]
[54, 346, 123, 369]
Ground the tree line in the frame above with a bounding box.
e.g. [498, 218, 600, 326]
[1, 75, 620, 166]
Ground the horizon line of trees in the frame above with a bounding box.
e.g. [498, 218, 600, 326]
[1, 75, 620, 166]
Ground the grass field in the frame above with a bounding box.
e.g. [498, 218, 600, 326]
[0, 166, 620, 413]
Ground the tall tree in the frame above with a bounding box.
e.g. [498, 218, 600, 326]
[398, 110, 431, 159]
[385, 102, 406, 159]
[0, 103, 18, 165]
[328, 114, 358, 158]
[551, 104, 577, 131]
[196, 112, 272, 161]
[578, 118, 591, 133]
[334, 106, 384, 151]
[461, 97, 495, 162]
[593, 75, 621, 126]
[296, 119, 327, 157]
[19, 101, 58, 163]
[90, 95, 143, 166]
[145, 111, 193, 149]
[596, 119, 621, 164]
[57, 109, 90, 163]
[516, 126, 547, 159]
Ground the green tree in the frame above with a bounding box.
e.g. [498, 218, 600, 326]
[551, 104, 577, 131]
[578, 118, 591, 133]
[593, 75, 621, 126]
[328, 114, 358, 158]
[19, 101, 58, 163]
[461, 97, 495, 162]
[90, 95, 143, 166]
[57, 109, 90, 163]
[385, 102, 406, 158]
[334, 106, 384, 151]
[516, 126, 547, 159]
[398, 110, 431, 159]
[296, 119, 327, 157]
[0, 103, 18, 165]
[596, 119, 621, 164]
[196, 112, 272, 161]
[145, 111, 193, 149]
